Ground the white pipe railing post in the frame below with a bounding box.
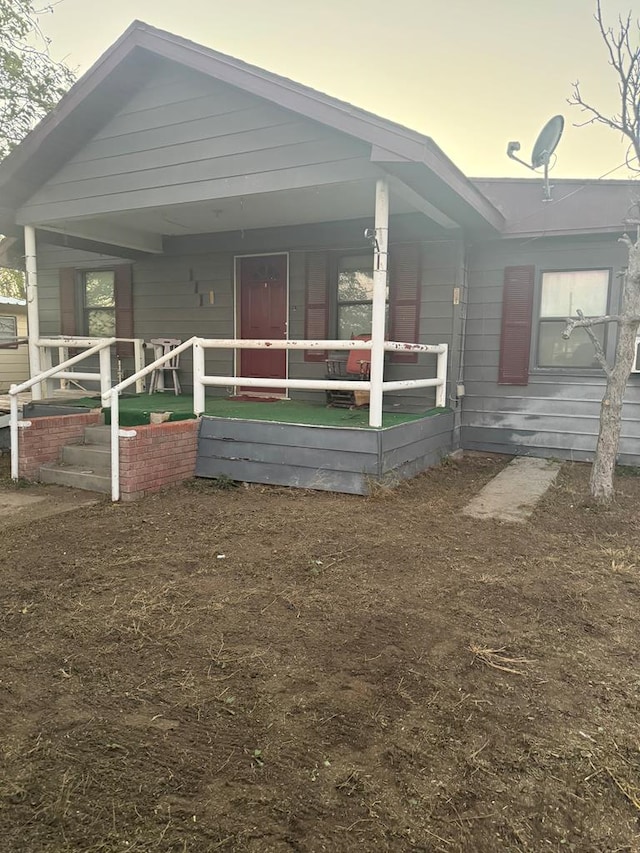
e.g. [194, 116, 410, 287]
[193, 338, 205, 415]
[99, 346, 112, 405]
[24, 226, 42, 400]
[58, 346, 69, 390]
[369, 177, 389, 428]
[39, 345, 52, 399]
[436, 343, 448, 408]
[10, 388, 19, 480]
[110, 391, 120, 502]
[134, 340, 145, 393]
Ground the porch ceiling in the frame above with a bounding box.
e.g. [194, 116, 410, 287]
[35, 179, 425, 254]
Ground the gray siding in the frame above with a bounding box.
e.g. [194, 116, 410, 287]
[18, 65, 378, 223]
[462, 236, 640, 465]
[196, 412, 453, 494]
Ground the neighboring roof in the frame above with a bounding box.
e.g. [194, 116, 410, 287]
[0, 295, 26, 307]
[0, 20, 504, 237]
[472, 178, 640, 238]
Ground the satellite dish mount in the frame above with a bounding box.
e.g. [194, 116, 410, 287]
[506, 115, 564, 201]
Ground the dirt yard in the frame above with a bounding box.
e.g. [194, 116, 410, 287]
[1, 453, 640, 852]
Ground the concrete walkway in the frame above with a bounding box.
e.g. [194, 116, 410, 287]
[0, 484, 99, 529]
[463, 456, 561, 523]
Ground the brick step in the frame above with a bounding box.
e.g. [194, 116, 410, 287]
[61, 444, 111, 473]
[39, 461, 111, 494]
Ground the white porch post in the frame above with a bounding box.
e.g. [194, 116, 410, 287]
[24, 225, 42, 400]
[193, 338, 205, 415]
[369, 177, 389, 428]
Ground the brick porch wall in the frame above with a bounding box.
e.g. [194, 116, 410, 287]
[119, 419, 199, 502]
[18, 412, 102, 480]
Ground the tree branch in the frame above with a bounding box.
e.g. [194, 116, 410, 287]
[562, 313, 635, 336]
[569, 2, 640, 168]
[562, 310, 612, 374]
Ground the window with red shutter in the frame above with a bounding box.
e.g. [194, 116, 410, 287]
[58, 265, 133, 355]
[304, 252, 330, 362]
[498, 265, 535, 385]
[389, 243, 421, 364]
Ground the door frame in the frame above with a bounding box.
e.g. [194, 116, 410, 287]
[233, 251, 290, 397]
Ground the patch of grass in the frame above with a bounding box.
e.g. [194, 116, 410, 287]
[616, 464, 640, 477]
[187, 475, 240, 491]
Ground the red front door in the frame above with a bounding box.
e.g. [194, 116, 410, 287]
[239, 254, 287, 394]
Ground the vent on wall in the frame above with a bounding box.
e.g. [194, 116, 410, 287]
[632, 337, 640, 373]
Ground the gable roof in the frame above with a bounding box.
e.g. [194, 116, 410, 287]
[0, 20, 504, 236]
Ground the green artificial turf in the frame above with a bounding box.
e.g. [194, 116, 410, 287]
[67, 393, 447, 429]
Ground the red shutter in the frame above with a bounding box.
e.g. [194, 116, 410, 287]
[498, 265, 535, 385]
[304, 252, 329, 362]
[59, 268, 77, 336]
[389, 243, 421, 363]
[114, 265, 134, 357]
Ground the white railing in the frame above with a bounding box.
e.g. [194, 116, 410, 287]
[36, 336, 145, 397]
[103, 336, 448, 502]
[8, 337, 146, 481]
[8, 334, 447, 499]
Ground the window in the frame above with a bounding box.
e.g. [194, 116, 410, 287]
[83, 271, 116, 337]
[303, 246, 420, 363]
[336, 255, 388, 339]
[537, 269, 610, 368]
[0, 315, 18, 348]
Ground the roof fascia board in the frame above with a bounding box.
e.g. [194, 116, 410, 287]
[501, 225, 629, 239]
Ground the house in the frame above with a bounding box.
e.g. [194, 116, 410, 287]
[0, 21, 637, 497]
[0, 295, 29, 392]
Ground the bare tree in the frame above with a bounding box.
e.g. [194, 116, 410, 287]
[564, 0, 640, 504]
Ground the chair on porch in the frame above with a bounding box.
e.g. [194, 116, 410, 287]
[148, 338, 182, 395]
[325, 335, 371, 408]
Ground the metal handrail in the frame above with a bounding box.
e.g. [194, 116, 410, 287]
[10, 338, 115, 396]
[0, 337, 28, 349]
[9, 338, 116, 481]
[102, 336, 198, 404]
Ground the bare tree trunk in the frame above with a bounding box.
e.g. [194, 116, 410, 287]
[590, 239, 640, 504]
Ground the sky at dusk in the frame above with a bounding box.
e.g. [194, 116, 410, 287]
[38, 0, 638, 181]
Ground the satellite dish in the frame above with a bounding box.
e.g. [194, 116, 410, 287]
[506, 114, 564, 201]
[531, 115, 564, 169]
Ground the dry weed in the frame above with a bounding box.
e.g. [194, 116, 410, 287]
[469, 644, 535, 675]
